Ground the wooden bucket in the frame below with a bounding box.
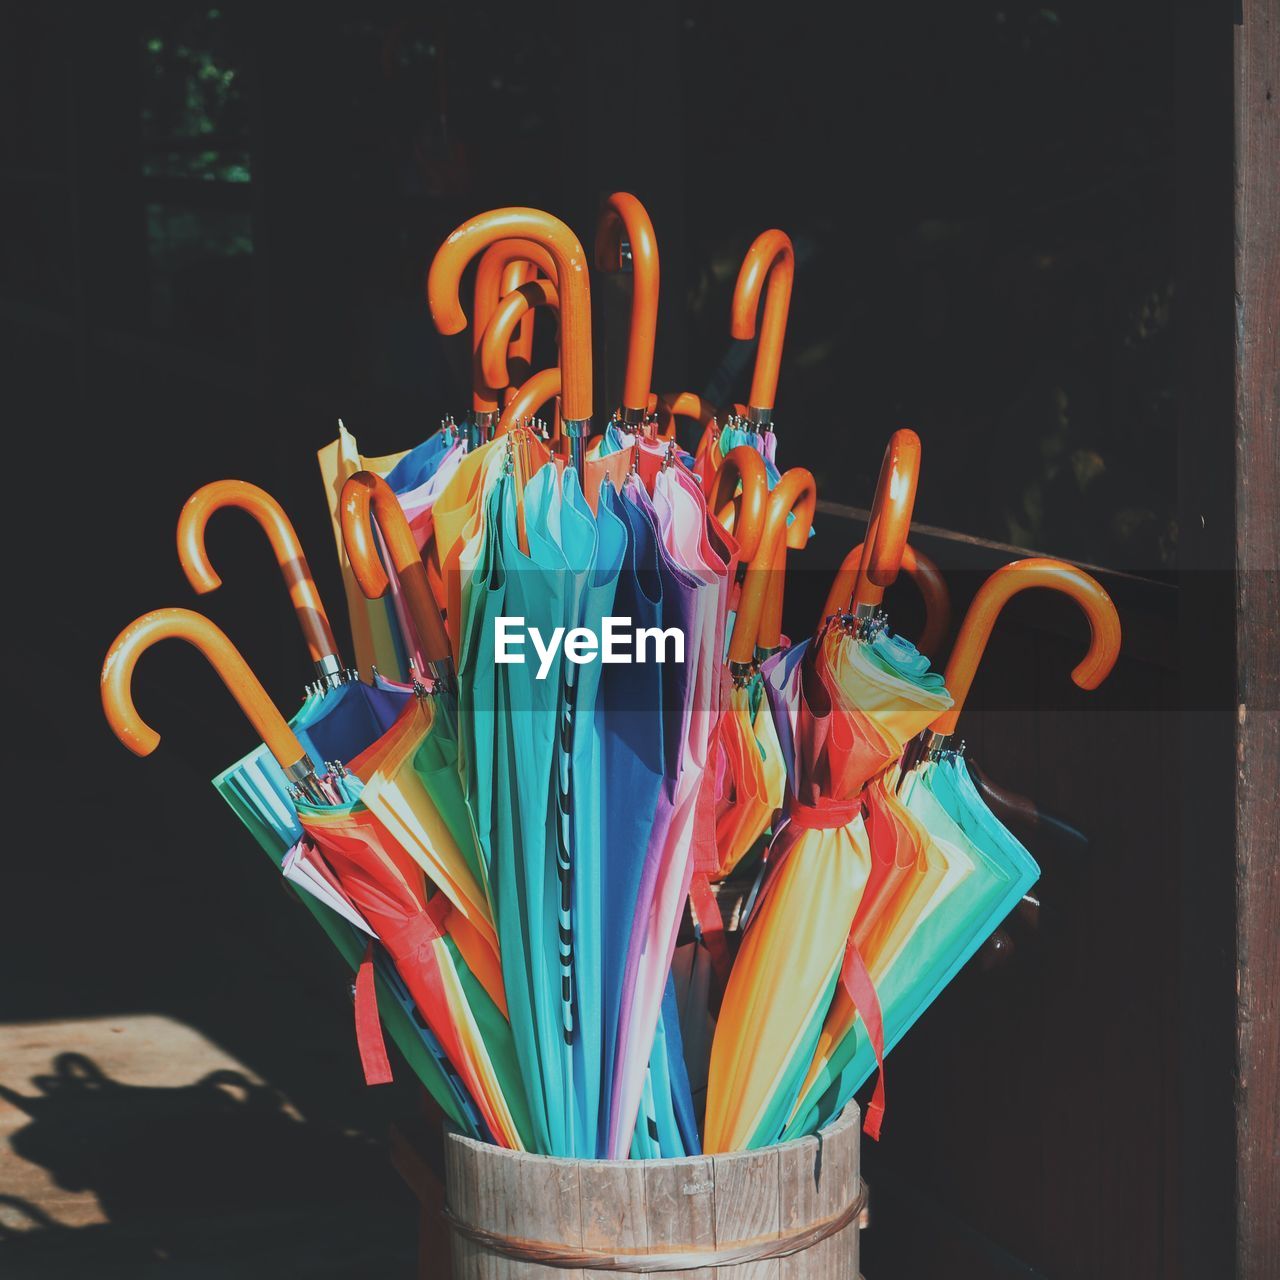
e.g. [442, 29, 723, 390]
[440, 1104, 866, 1278]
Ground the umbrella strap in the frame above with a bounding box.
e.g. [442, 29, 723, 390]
[354, 941, 394, 1087]
[687, 871, 732, 1000]
[788, 795, 863, 830]
[379, 895, 451, 956]
[839, 935, 885, 1141]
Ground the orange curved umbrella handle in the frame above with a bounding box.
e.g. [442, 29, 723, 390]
[654, 392, 721, 457]
[730, 230, 794, 420]
[708, 445, 769, 562]
[757, 471, 820, 653]
[932, 557, 1122, 737]
[177, 480, 340, 671]
[480, 279, 560, 392]
[823, 541, 951, 659]
[853, 429, 921, 609]
[101, 607, 311, 773]
[501, 259, 540, 379]
[430, 209, 592, 425]
[594, 192, 660, 418]
[729, 467, 817, 665]
[498, 367, 561, 435]
[340, 471, 452, 666]
[471, 238, 559, 415]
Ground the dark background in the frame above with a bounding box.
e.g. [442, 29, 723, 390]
[1, 2, 1235, 1278]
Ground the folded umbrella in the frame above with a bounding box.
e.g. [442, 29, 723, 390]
[176, 479, 413, 851]
[710, 460, 816, 885]
[184, 478, 530, 1145]
[784, 557, 1121, 1139]
[318, 238, 556, 677]
[704, 431, 953, 1152]
[100, 609, 487, 1136]
[607, 454, 729, 1158]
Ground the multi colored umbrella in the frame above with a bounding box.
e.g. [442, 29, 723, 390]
[183, 478, 532, 1146]
[605, 457, 729, 1158]
[176, 479, 413, 854]
[784, 558, 1121, 1138]
[100, 609, 485, 1135]
[709, 460, 806, 886]
[317, 238, 556, 678]
[704, 430, 953, 1152]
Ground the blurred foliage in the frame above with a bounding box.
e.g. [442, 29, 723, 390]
[140, 6, 250, 181]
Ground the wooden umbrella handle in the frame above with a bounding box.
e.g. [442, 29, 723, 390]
[730, 230, 794, 420]
[499, 259, 539, 386]
[340, 471, 452, 665]
[655, 392, 720, 455]
[177, 479, 340, 670]
[497, 367, 561, 435]
[471, 238, 558, 414]
[932, 557, 1122, 737]
[480, 280, 560, 391]
[430, 208, 592, 426]
[823, 542, 951, 659]
[101, 607, 312, 774]
[594, 192, 660, 418]
[729, 467, 817, 665]
[852, 429, 922, 609]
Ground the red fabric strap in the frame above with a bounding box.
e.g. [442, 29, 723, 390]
[788, 795, 863, 831]
[354, 940, 394, 1086]
[688, 871, 732, 1002]
[379, 902, 447, 958]
[839, 934, 886, 1140]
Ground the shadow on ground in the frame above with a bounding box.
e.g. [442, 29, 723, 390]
[0, 1053, 416, 1279]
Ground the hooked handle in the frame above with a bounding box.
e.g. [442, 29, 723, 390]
[708, 445, 770, 562]
[430, 208, 592, 424]
[824, 541, 951, 659]
[853, 429, 921, 608]
[340, 472, 452, 666]
[101, 607, 312, 774]
[932, 557, 1122, 737]
[730, 230, 794, 417]
[595, 192, 660, 416]
[480, 279, 560, 392]
[500, 259, 539, 382]
[497, 367, 561, 436]
[729, 467, 817, 665]
[471, 238, 559, 414]
[177, 480, 340, 671]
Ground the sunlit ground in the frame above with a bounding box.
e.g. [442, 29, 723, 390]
[0, 1015, 417, 1278]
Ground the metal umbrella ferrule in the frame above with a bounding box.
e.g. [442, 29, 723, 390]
[745, 405, 774, 430]
[313, 653, 346, 691]
[562, 417, 590, 481]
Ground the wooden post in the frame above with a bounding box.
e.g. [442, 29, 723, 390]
[1233, 1, 1280, 1275]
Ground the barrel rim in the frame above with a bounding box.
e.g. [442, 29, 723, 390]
[442, 1100, 860, 1169]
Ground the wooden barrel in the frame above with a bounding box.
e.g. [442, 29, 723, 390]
[441, 1103, 865, 1278]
